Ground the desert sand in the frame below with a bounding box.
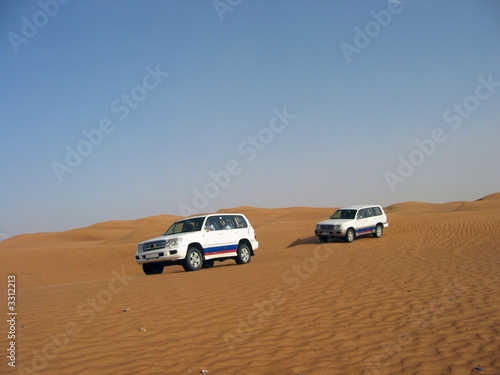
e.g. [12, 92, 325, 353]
[1, 194, 499, 374]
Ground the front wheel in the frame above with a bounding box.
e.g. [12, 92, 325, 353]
[373, 224, 383, 238]
[183, 247, 203, 272]
[344, 228, 355, 243]
[142, 263, 164, 275]
[235, 243, 251, 265]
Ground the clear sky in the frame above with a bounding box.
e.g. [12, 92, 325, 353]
[1, 0, 499, 238]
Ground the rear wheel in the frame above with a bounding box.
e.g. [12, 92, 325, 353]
[318, 236, 328, 243]
[183, 247, 203, 272]
[235, 243, 251, 265]
[373, 224, 383, 238]
[344, 228, 355, 243]
[142, 263, 164, 275]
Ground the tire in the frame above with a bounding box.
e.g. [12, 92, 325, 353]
[318, 236, 328, 243]
[203, 259, 214, 268]
[235, 243, 251, 265]
[142, 263, 164, 275]
[183, 247, 203, 272]
[344, 228, 355, 243]
[373, 224, 383, 238]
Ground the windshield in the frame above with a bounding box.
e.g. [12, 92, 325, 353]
[330, 209, 356, 220]
[164, 217, 205, 235]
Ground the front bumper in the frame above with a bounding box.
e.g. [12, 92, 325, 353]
[315, 229, 346, 238]
[135, 248, 185, 265]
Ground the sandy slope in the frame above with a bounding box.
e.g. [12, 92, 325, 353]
[1, 195, 499, 374]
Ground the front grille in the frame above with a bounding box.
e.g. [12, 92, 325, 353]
[142, 240, 166, 252]
[320, 225, 334, 230]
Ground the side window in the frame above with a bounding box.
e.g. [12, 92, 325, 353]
[365, 208, 374, 218]
[356, 209, 365, 219]
[373, 207, 382, 216]
[205, 217, 221, 231]
[233, 215, 248, 228]
[341, 210, 355, 219]
[219, 216, 235, 230]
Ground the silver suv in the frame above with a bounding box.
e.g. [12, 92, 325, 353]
[315, 205, 388, 243]
[135, 214, 259, 274]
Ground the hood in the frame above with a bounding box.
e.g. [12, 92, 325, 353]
[317, 218, 353, 226]
[139, 234, 182, 245]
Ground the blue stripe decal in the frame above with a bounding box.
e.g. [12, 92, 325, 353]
[356, 226, 375, 234]
[204, 244, 238, 254]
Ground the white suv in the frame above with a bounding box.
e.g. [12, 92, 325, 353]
[135, 214, 259, 274]
[315, 205, 388, 243]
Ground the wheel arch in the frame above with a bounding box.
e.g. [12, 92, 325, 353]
[238, 239, 254, 256]
[187, 242, 205, 258]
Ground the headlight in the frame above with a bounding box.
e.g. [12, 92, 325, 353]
[316, 224, 321, 230]
[166, 238, 181, 247]
[334, 225, 343, 230]
[137, 244, 141, 252]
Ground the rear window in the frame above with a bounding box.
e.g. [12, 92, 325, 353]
[372, 207, 382, 216]
[233, 215, 248, 228]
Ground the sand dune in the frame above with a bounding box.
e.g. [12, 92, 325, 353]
[1, 194, 499, 374]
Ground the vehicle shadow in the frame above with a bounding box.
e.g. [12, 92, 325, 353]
[286, 236, 346, 248]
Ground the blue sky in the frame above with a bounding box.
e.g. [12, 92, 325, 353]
[1, 0, 499, 238]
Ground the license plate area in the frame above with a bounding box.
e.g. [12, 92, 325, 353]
[146, 253, 160, 260]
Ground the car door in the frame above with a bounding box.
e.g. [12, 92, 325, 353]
[203, 216, 226, 257]
[219, 215, 239, 254]
[365, 207, 377, 233]
[372, 206, 383, 226]
[230, 214, 248, 249]
[355, 208, 373, 236]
